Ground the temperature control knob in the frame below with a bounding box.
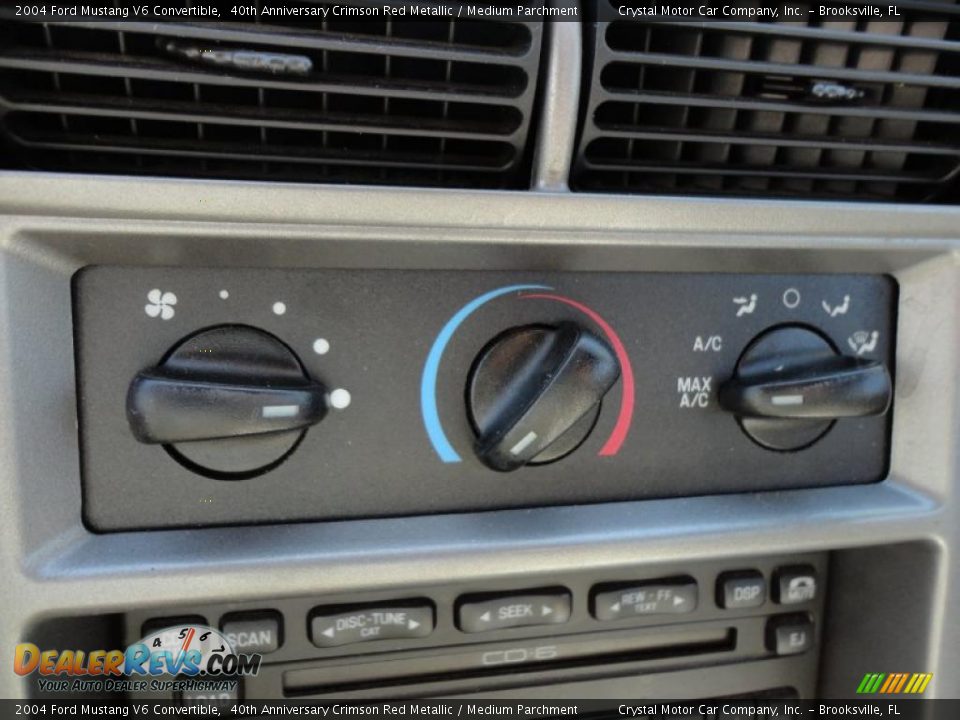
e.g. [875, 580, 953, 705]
[127, 325, 328, 478]
[719, 326, 892, 451]
[467, 322, 621, 472]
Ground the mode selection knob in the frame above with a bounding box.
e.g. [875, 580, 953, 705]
[718, 325, 892, 451]
[126, 325, 328, 478]
[467, 322, 621, 472]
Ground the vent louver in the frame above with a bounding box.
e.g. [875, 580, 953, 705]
[0, 11, 543, 189]
[573, 3, 960, 203]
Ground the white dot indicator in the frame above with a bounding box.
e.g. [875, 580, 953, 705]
[313, 338, 330, 355]
[329, 388, 351, 410]
[272, 301, 287, 316]
[219, 290, 229, 300]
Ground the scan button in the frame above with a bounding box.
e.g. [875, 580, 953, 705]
[221, 612, 282, 654]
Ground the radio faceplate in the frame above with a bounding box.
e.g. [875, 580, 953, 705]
[75, 268, 895, 531]
[119, 553, 825, 701]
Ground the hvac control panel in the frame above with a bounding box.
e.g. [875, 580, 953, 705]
[74, 269, 895, 531]
[123, 554, 825, 700]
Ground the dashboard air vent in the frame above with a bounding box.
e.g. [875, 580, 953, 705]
[0, 13, 543, 189]
[573, 4, 960, 202]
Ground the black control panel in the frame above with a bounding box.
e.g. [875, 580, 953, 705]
[123, 553, 826, 701]
[75, 269, 895, 531]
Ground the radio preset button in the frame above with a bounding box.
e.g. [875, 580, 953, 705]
[310, 603, 434, 648]
[592, 580, 698, 621]
[457, 592, 571, 633]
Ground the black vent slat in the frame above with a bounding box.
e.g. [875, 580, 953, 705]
[574, 4, 960, 203]
[45, 21, 534, 63]
[581, 159, 952, 186]
[0, 50, 523, 103]
[10, 133, 514, 173]
[599, 93, 960, 126]
[1, 95, 521, 141]
[647, 21, 960, 54]
[604, 52, 960, 91]
[0, 12, 543, 189]
[589, 129, 960, 158]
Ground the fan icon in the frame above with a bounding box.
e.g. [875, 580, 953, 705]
[144, 289, 177, 320]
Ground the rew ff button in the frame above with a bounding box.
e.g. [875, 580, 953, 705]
[592, 579, 697, 620]
[310, 602, 434, 648]
[457, 590, 571, 633]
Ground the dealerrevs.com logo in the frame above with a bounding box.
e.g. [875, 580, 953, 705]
[14, 624, 261, 695]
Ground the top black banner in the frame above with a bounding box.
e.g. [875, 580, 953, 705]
[3, 699, 960, 718]
[0, 1, 937, 23]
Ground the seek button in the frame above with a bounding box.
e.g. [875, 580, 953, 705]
[458, 591, 571, 633]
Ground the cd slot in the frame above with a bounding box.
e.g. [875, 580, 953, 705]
[284, 625, 736, 697]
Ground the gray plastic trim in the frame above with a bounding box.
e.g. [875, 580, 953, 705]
[0, 173, 958, 699]
[530, 14, 581, 192]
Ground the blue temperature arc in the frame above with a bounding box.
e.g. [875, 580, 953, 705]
[421, 284, 551, 463]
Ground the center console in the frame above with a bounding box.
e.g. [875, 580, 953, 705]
[0, 180, 952, 701]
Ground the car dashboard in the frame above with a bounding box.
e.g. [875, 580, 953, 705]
[0, 2, 957, 706]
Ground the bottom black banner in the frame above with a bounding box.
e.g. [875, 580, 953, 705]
[1, 700, 955, 720]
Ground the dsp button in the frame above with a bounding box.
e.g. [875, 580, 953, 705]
[717, 571, 766, 609]
[220, 611, 282, 654]
[310, 603, 434, 648]
[592, 580, 697, 620]
[457, 591, 571, 633]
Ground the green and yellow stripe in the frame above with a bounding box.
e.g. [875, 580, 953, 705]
[857, 672, 932, 694]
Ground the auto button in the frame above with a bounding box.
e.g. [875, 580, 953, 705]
[457, 591, 571, 633]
